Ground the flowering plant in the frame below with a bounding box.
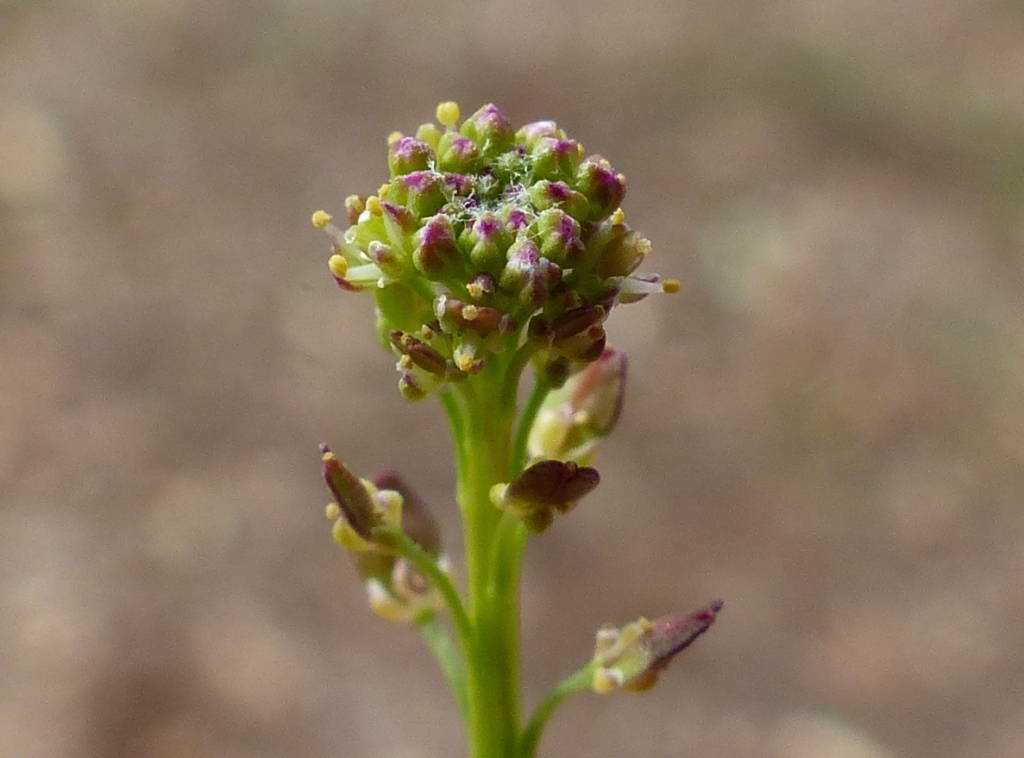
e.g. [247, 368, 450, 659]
[313, 102, 720, 758]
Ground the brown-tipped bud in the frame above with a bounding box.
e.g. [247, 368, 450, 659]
[592, 600, 722, 694]
[553, 325, 607, 363]
[320, 444, 382, 541]
[490, 459, 600, 533]
[435, 295, 504, 335]
[388, 136, 435, 177]
[550, 304, 607, 342]
[413, 214, 463, 281]
[389, 330, 449, 376]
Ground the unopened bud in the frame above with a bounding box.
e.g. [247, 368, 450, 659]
[592, 600, 722, 694]
[490, 459, 600, 533]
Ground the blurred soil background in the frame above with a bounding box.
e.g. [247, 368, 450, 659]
[3, 0, 1024, 756]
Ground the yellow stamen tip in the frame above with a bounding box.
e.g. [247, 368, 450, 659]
[456, 354, 475, 372]
[387, 130, 403, 146]
[311, 210, 332, 229]
[662, 278, 682, 294]
[462, 304, 479, 321]
[378, 182, 391, 199]
[328, 254, 348, 279]
[365, 196, 383, 215]
[610, 208, 626, 225]
[325, 502, 341, 520]
[436, 101, 460, 128]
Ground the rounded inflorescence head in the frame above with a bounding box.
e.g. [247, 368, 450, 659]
[313, 102, 677, 399]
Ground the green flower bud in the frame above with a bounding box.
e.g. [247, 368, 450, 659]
[414, 214, 463, 281]
[388, 136, 435, 177]
[528, 346, 626, 464]
[534, 208, 585, 266]
[460, 103, 515, 154]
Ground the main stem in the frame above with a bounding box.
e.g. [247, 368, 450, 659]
[458, 367, 520, 758]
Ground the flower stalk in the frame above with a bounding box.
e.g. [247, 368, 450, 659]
[312, 102, 717, 758]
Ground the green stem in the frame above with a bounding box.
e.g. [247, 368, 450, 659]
[415, 610, 469, 720]
[382, 527, 473, 654]
[510, 377, 553, 475]
[454, 367, 521, 758]
[517, 663, 596, 758]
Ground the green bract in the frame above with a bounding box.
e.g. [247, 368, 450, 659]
[313, 102, 678, 400]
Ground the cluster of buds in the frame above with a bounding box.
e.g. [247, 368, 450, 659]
[591, 600, 723, 693]
[321, 444, 448, 622]
[312, 102, 678, 399]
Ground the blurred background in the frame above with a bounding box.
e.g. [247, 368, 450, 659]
[3, 0, 1024, 756]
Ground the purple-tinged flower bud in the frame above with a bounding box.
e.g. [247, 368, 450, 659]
[466, 272, 497, 300]
[463, 212, 511, 272]
[379, 201, 419, 256]
[530, 137, 584, 182]
[390, 170, 446, 218]
[398, 372, 431, 401]
[490, 459, 600, 533]
[516, 120, 565, 151]
[575, 157, 626, 222]
[500, 238, 562, 308]
[320, 444, 384, 542]
[535, 209, 586, 266]
[437, 132, 480, 173]
[460, 103, 515, 154]
[528, 346, 626, 464]
[592, 601, 723, 693]
[413, 215, 463, 281]
[528, 181, 590, 221]
[388, 136, 435, 177]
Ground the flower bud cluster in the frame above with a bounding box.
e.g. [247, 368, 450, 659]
[313, 102, 678, 399]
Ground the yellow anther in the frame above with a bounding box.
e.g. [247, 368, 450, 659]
[610, 208, 626, 225]
[325, 502, 341, 520]
[311, 209, 332, 229]
[456, 353, 476, 372]
[378, 182, 392, 199]
[662, 278, 682, 294]
[436, 101, 460, 128]
[576, 143, 586, 157]
[328, 254, 348, 279]
[365, 196, 383, 215]
[387, 130, 403, 146]
[398, 355, 414, 370]
[461, 304, 480, 321]
[466, 280, 485, 298]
